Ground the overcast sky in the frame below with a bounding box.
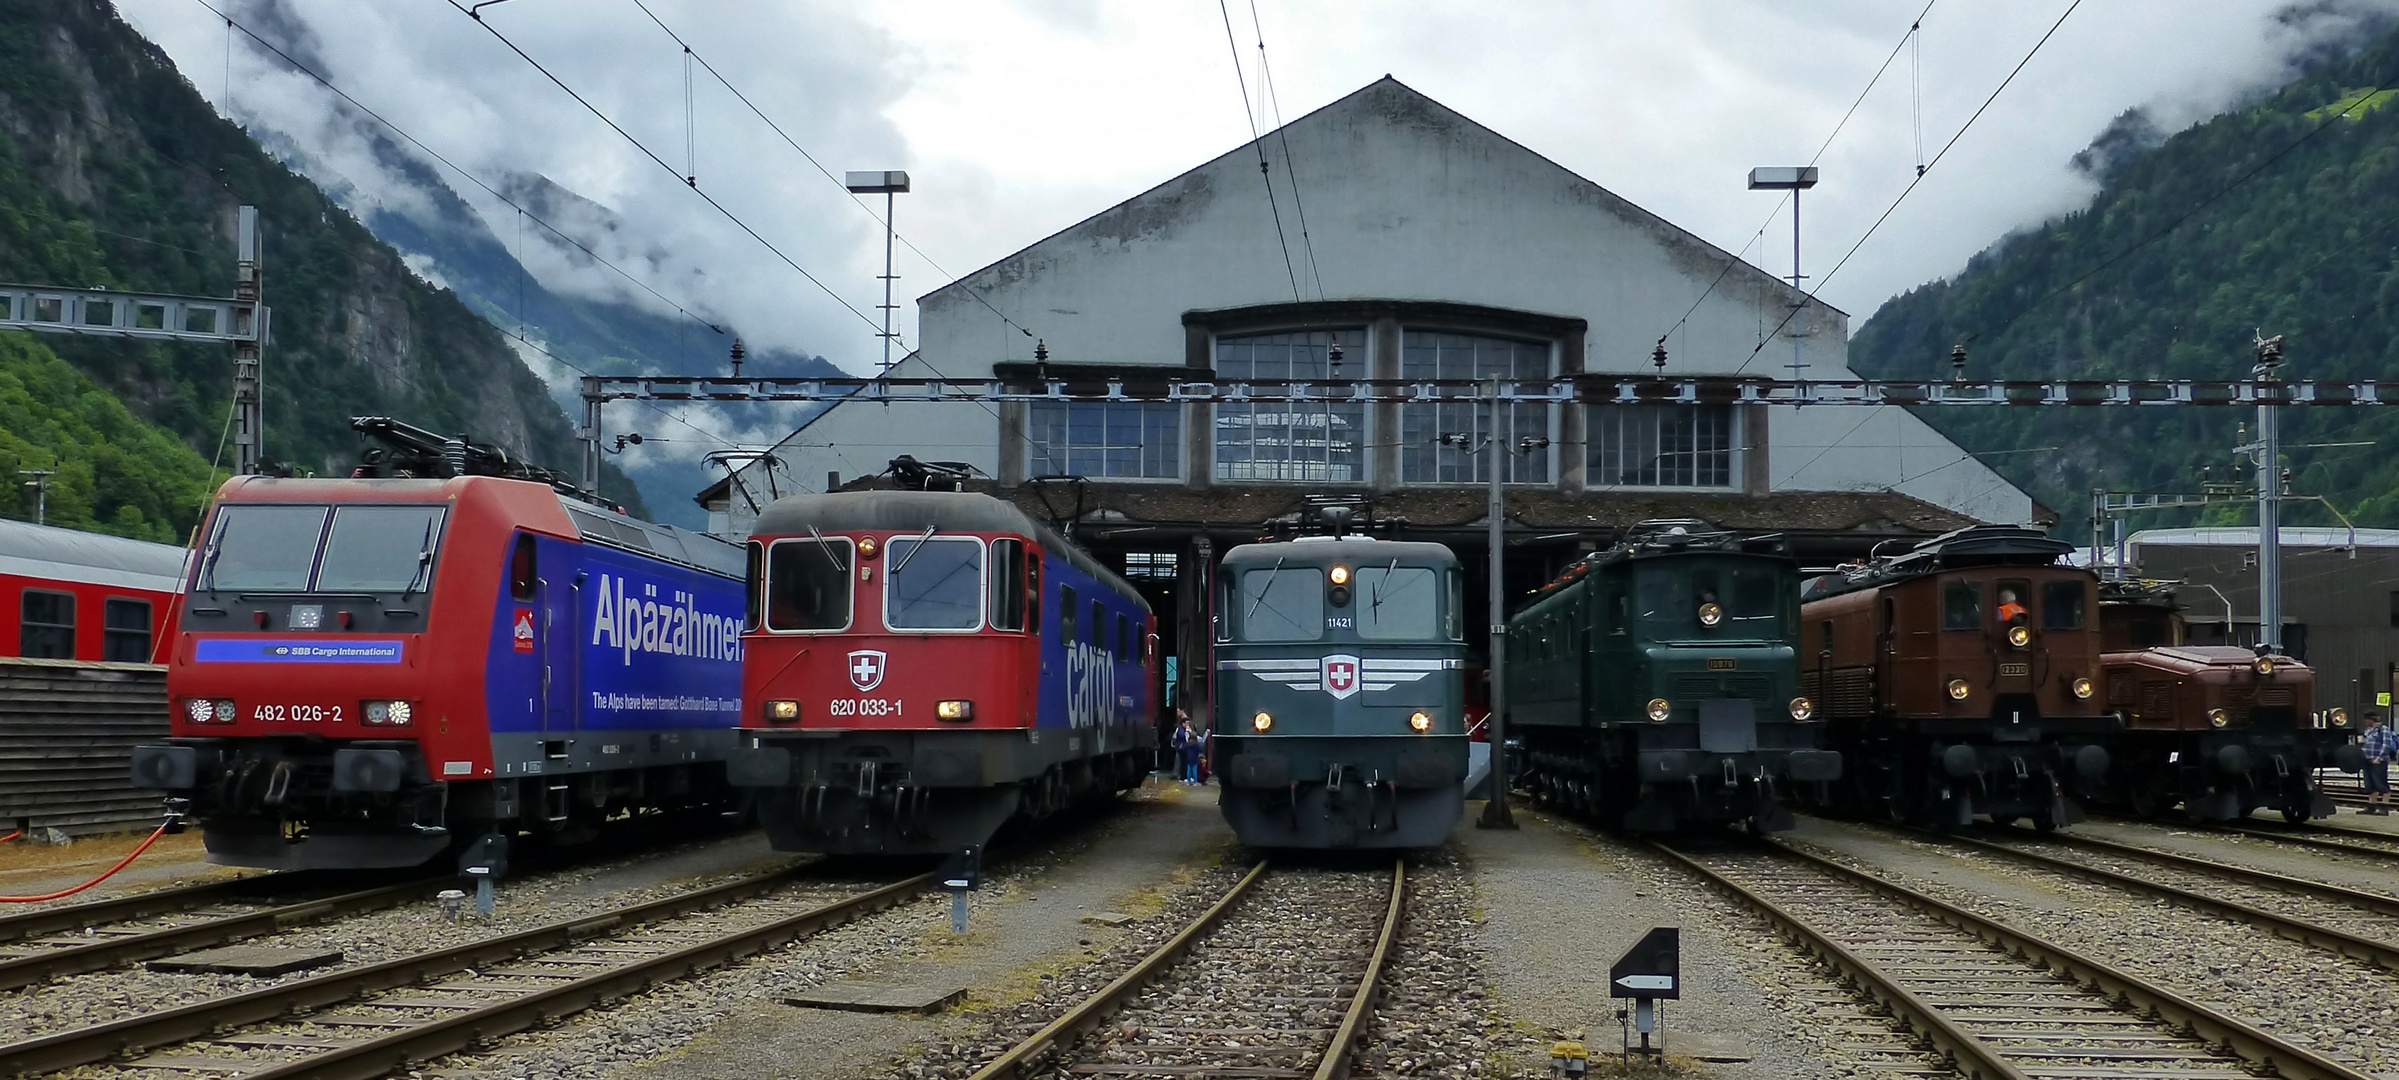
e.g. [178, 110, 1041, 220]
[114, 0, 2397, 378]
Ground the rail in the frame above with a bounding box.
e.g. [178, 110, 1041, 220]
[1658, 839, 2372, 1080]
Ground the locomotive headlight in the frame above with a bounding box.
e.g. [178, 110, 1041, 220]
[936, 700, 974, 721]
[1329, 565, 1351, 586]
[765, 700, 800, 723]
[364, 700, 413, 726]
[2007, 625, 2032, 648]
[2331, 707, 2352, 727]
[1788, 697, 1815, 721]
[2072, 676, 2094, 700]
[1947, 679, 1971, 701]
[2208, 707, 2229, 728]
[857, 536, 878, 558]
[186, 699, 229, 723]
[1409, 711, 1434, 733]
[1646, 698, 1671, 722]
[214, 699, 237, 723]
[1697, 603, 1723, 627]
[1252, 711, 1274, 733]
[2254, 656, 2276, 676]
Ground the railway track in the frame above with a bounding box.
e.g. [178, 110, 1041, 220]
[1895, 826, 2399, 972]
[0, 862, 932, 1079]
[967, 860, 1403, 1080]
[1661, 839, 2372, 1080]
[0, 874, 433, 992]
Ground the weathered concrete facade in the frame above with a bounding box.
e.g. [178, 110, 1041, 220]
[707, 77, 2032, 535]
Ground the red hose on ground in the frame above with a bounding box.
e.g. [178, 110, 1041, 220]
[0, 823, 169, 903]
[0, 831, 19, 844]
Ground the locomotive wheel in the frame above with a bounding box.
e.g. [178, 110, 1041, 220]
[2281, 805, 2311, 824]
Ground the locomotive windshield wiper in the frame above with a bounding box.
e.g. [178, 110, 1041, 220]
[891, 524, 938, 575]
[401, 518, 436, 597]
[1244, 556, 1287, 625]
[806, 524, 844, 570]
[1369, 557, 1400, 616]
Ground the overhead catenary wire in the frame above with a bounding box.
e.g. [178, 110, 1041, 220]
[1652, 0, 1938, 353]
[1968, 76, 2392, 347]
[1248, 0, 1325, 301]
[1217, 0, 1305, 305]
[1734, 0, 2080, 376]
[621, 0, 1041, 350]
[447, 0, 897, 350]
[193, 0, 730, 347]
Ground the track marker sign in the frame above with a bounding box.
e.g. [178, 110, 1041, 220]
[1609, 926, 1680, 999]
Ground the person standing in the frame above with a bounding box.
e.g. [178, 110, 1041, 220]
[2363, 712, 2395, 815]
[1173, 718, 1200, 783]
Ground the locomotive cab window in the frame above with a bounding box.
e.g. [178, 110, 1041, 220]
[1089, 599, 1106, 646]
[103, 598, 152, 663]
[1446, 570, 1464, 641]
[1994, 580, 2031, 625]
[509, 534, 538, 602]
[316, 506, 448, 592]
[1942, 580, 1982, 631]
[1235, 566, 1325, 642]
[1117, 613, 1131, 657]
[989, 539, 1028, 631]
[19, 590, 73, 659]
[1725, 564, 1784, 633]
[2042, 580, 2085, 630]
[202, 505, 328, 591]
[1356, 566, 1440, 640]
[766, 536, 853, 631]
[886, 536, 985, 631]
[1060, 586, 1078, 643]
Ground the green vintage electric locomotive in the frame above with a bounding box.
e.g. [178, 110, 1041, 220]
[1509, 520, 1839, 832]
[1211, 525, 1469, 850]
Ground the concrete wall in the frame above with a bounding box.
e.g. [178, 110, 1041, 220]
[723, 78, 2032, 533]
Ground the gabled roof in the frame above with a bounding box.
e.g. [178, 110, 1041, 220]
[924, 76, 1841, 319]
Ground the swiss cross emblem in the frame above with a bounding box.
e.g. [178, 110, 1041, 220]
[1322, 654, 1361, 700]
[848, 650, 887, 692]
[512, 609, 536, 653]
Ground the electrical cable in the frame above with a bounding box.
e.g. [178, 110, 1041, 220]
[620, 0, 1042, 349]
[0, 822, 168, 903]
[447, 0, 895, 346]
[1735, 0, 2080, 375]
[1248, 0, 1325, 301]
[1652, 1, 1937, 353]
[1216, 0, 1304, 304]
[193, 0, 729, 346]
[1969, 78, 2390, 347]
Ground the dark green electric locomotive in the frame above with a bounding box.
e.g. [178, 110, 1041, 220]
[1212, 534, 1469, 850]
[1509, 520, 1839, 832]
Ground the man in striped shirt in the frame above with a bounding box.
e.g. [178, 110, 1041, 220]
[2363, 712, 2395, 815]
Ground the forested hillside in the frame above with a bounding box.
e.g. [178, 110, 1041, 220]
[0, 0, 640, 541]
[1850, 23, 2399, 537]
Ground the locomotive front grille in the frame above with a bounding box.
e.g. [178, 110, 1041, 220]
[2258, 688, 2294, 706]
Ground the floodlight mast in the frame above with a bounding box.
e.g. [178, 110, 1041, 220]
[844, 170, 911, 373]
[1748, 167, 1819, 383]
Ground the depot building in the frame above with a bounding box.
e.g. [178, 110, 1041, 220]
[699, 77, 2040, 702]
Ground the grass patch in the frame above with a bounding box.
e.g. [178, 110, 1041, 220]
[2306, 86, 2399, 122]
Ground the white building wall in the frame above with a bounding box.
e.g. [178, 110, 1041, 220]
[724, 78, 2032, 533]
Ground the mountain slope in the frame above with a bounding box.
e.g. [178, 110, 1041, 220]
[0, 332, 216, 541]
[1849, 23, 2399, 536]
[0, 0, 643, 531]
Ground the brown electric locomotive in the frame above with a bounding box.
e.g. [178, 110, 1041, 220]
[2094, 579, 2361, 823]
[1800, 525, 2112, 829]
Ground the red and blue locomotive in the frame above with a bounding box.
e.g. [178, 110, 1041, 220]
[729, 468, 1157, 855]
[131, 419, 747, 869]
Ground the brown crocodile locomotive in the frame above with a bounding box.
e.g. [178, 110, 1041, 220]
[2093, 579, 2362, 823]
[1800, 526, 2112, 829]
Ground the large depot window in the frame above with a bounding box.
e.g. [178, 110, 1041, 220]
[1400, 332, 1551, 483]
[1588, 403, 1736, 489]
[1028, 402, 1180, 479]
[1214, 329, 1366, 483]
